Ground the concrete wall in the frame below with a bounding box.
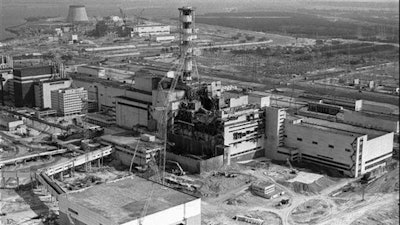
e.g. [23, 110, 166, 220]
[166, 152, 200, 174]
[264, 107, 286, 160]
[72, 79, 152, 115]
[122, 198, 201, 225]
[59, 194, 118, 225]
[342, 110, 399, 133]
[362, 132, 394, 174]
[223, 107, 265, 158]
[116, 98, 149, 129]
[77, 66, 105, 78]
[284, 121, 357, 176]
[200, 155, 224, 173]
[166, 152, 224, 174]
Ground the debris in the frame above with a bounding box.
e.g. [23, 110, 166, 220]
[233, 215, 264, 225]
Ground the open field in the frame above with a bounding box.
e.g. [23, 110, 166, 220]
[197, 10, 399, 43]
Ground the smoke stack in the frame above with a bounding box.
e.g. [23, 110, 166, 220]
[67, 5, 89, 22]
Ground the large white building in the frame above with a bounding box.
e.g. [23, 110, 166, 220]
[34, 79, 72, 109]
[58, 176, 201, 225]
[265, 107, 394, 177]
[51, 88, 88, 116]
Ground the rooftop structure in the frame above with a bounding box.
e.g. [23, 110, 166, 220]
[58, 176, 201, 225]
[100, 132, 162, 166]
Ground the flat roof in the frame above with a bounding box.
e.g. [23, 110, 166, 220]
[296, 117, 387, 139]
[100, 132, 163, 150]
[0, 116, 21, 123]
[136, 24, 169, 27]
[66, 176, 197, 224]
[70, 73, 132, 89]
[349, 109, 399, 122]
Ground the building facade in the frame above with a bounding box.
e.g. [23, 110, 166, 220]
[51, 88, 88, 116]
[266, 114, 394, 177]
[133, 24, 171, 37]
[34, 79, 72, 109]
[13, 65, 56, 107]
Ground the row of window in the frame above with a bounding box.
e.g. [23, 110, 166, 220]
[291, 136, 354, 152]
[296, 137, 335, 146]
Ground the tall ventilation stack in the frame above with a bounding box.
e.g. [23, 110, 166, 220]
[66, 5, 89, 23]
[178, 7, 198, 83]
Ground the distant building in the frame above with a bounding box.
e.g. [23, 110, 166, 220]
[51, 88, 87, 116]
[58, 176, 201, 225]
[133, 24, 171, 37]
[76, 65, 106, 78]
[13, 65, 56, 107]
[34, 79, 72, 109]
[152, 35, 176, 43]
[0, 55, 13, 101]
[0, 116, 23, 131]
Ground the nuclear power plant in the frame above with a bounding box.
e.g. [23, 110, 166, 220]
[0, 2, 398, 225]
[66, 5, 89, 22]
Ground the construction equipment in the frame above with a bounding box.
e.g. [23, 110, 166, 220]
[286, 158, 298, 174]
[165, 160, 185, 176]
[134, 9, 145, 26]
[139, 154, 162, 225]
[276, 198, 290, 207]
[233, 215, 264, 225]
[128, 140, 140, 173]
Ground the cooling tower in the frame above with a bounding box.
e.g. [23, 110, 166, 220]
[66, 5, 89, 22]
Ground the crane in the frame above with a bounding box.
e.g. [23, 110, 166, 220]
[129, 140, 140, 173]
[135, 9, 145, 26]
[139, 154, 162, 224]
[153, 61, 185, 185]
[119, 7, 127, 24]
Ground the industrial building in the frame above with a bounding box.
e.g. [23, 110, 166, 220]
[152, 35, 176, 43]
[0, 116, 24, 131]
[51, 87, 88, 116]
[100, 133, 162, 167]
[133, 24, 171, 37]
[71, 72, 161, 129]
[87, 112, 116, 127]
[58, 176, 201, 225]
[13, 65, 57, 107]
[0, 55, 13, 104]
[66, 5, 89, 23]
[34, 79, 72, 109]
[265, 108, 394, 177]
[76, 65, 106, 78]
[341, 109, 399, 134]
[303, 99, 399, 134]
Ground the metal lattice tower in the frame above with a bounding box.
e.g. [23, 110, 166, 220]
[178, 7, 198, 83]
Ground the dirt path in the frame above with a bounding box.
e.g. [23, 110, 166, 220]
[318, 193, 398, 225]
